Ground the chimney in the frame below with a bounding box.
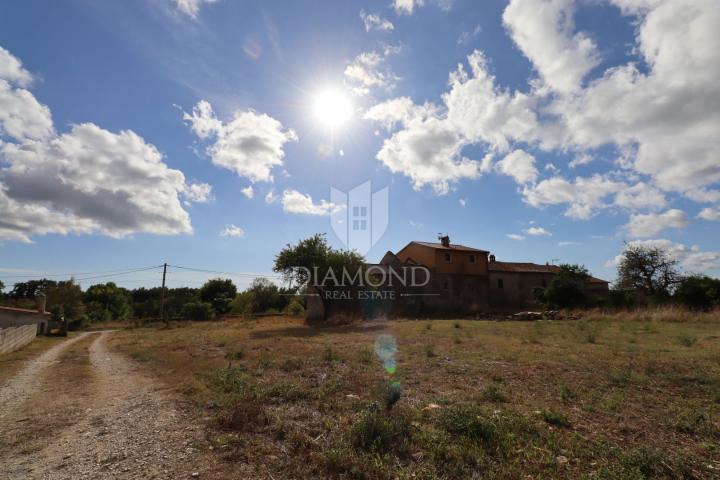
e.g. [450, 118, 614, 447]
[439, 234, 450, 247]
[35, 292, 46, 314]
[489, 254, 496, 263]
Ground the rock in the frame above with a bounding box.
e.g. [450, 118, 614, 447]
[556, 455, 569, 465]
[191, 473, 199, 478]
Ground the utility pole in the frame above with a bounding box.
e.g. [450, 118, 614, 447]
[160, 262, 168, 326]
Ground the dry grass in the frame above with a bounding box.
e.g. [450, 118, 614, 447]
[0, 335, 67, 385]
[108, 313, 720, 479]
[0, 334, 95, 455]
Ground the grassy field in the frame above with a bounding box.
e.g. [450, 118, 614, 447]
[108, 311, 720, 479]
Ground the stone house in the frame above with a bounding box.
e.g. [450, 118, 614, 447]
[379, 236, 609, 315]
[0, 297, 51, 354]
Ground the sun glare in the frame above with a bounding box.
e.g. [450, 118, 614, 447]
[313, 89, 353, 129]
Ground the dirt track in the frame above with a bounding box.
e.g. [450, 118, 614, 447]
[0, 332, 209, 479]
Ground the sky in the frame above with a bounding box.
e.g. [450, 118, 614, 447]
[0, 0, 719, 291]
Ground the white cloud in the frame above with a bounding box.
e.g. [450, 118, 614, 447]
[614, 182, 666, 210]
[507, 233, 525, 241]
[241, 185, 254, 199]
[0, 46, 200, 243]
[522, 174, 623, 219]
[360, 10, 394, 32]
[183, 100, 297, 183]
[220, 224, 245, 238]
[624, 209, 689, 238]
[281, 189, 339, 216]
[344, 49, 400, 96]
[496, 149, 538, 184]
[409, 220, 423, 229]
[0, 80, 54, 142]
[503, 0, 600, 94]
[525, 226, 551, 236]
[0, 46, 33, 87]
[569, 153, 592, 169]
[458, 198, 466, 207]
[458, 25, 482, 45]
[265, 189, 277, 204]
[558, 241, 580, 246]
[174, 0, 219, 19]
[698, 207, 720, 221]
[183, 182, 212, 203]
[392, 0, 424, 14]
[364, 97, 437, 131]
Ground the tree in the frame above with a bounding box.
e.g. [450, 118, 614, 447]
[674, 275, 720, 311]
[616, 244, 681, 300]
[0, 280, 4, 299]
[84, 282, 132, 322]
[46, 279, 86, 330]
[199, 278, 237, 314]
[536, 264, 590, 308]
[274, 233, 365, 287]
[181, 302, 215, 321]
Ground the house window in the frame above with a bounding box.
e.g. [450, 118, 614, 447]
[444, 252, 452, 263]
[352, 206, 368, 231]
[469, 254, 476, 263]
[497, 278, 504, 289]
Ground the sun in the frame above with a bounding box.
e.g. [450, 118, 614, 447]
[312, 89, 353, 129]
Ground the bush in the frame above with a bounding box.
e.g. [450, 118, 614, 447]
[674, 275, 720, 311]
[438, 404, 523, 456]
[540, 409, 570, 427]
[287, 299, 305, 316]
[348, 402, 411, 453]
[181, 301, 215, 321]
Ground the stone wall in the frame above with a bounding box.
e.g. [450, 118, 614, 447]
[0, 324, 37, 355]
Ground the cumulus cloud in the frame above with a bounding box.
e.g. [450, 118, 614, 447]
[624, 209, 689, 238]
[183, 182, 212, 203]
[0, 46, 200, 243]
[524, 226, 551, 236]
[183, 100, 297, 183]
[344, 48, 400, 96]
[507, 234, 525, 241]
[698, 207, 720, 222]
[392, 0, 424, 14]
[0, 46, 33, 87]
[522, 174, 623, 219]
[241, 185, 254, 199]
[220, 224, 245, 238]
[281, 189, 339, 216]
[496, 149, 538, 184]
[174, 0, 219, 19]
[503, 0, 599, 94]
[360, 10, 394, 32]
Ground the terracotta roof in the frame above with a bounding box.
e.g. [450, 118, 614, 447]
[489, 261, 608, 283]
[489, 261, 560, 273]
[409, 241, 489, 253]
[0, 305, 50, 316]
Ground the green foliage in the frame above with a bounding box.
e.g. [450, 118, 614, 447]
[287, 299, 304, 316]
[46, 279, 86, 330]
[481, 384, 507, 403]
[536, 264, 590, 308]
[674, 275, 720, 311]
[676, 332, 697, 347]
[181, 301, 215, 321]
[438, 405, 529, 456]
[84, 282, 132, 322]
[199, 278, 237, 314]
[348, 402, 411, 453]
[540, 409, 571, 427]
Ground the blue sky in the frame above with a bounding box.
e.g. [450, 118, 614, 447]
[0, 0, 719, 290]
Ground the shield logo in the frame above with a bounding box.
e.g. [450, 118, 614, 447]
[331, 181, 388, 255]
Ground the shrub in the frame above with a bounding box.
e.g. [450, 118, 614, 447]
[181, 301, 215, 321]
[677, 332, 697, 347]
[425, 344, 437, 357]
[482, 384, 507, 403]
[287, 299, 305, 316]
[225, 349, 244, 361]
[322, 346, 339, 362]
[348, 402, 411, 453]
[540, 409, 570, 428]
[357, 346, 373, 364]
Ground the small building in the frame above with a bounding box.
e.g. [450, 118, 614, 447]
[379, 236, 609, 315]
[0, 297, 51, 354]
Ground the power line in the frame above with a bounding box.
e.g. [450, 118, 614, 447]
[168, 264, 282, 279]
[0, 265, 163, 279]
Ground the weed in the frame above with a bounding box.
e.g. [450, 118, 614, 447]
[425, 344, 437, 357]
[673, 404, 708, 434]
[225, 349, 244, 361]
[322, 346, 339, 363]
[218, 395, 268, 432]
[348, 402, 411, 453]
[677, 332, 697, 347]
[453, 335, 462, 345]
[263, 381, 309, 402]
[214, 366, 253, 395]
[482, 384, 507, 403]
[454, 321, 461, 329]
[540, 409, 570, 428]
[426, 322, 433, 330]
[559, 382, 577, 402]
[279, 358, 304, 372]
[357, 346, 373, 364]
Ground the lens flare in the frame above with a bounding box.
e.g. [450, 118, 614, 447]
[374, 334, 397, 375]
